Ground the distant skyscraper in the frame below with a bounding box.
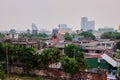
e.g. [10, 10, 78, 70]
[32, 23, 38, 34]
[52, 28, 59, 34]
[58, 24, 68, 29]
[58, 24, 72, 35]
[81, 17, 88, 31]
[81, 17, 95, 31]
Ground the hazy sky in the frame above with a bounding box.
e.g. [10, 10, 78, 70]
[0, 0, 120, 31]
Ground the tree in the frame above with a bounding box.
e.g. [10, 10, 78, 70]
[20, 47, 38, 70]
[114, 41, 120, 50]
[26, 29, 31, 34]
[101, 32, 112, 39]
[79, 31, 95, 40]
[0, 33, 4, 38]
[64, 44, 77, 58]
[41, 42, 47, 48]
[0, 43, 6, 62]
[38, 33, 49, 38]
[75, 51, 88, 71]
[72, 33, 77, 38]
[117, 67, 120, 77]
[1, 42, 10, 76]
[62, 44, 88, 73]
[49, 47, 61, 63]
[2, 43, 39, 74]
[19, 32, 50, 39]
[60, 56, 79, 74]
[0, 64, 5, 80]
[9, 29, 16, 34]
[64, 32, 72, 41]
[116, 66, 120, 79]
[40, 47, 61, 69]
[40, 48, 51, 68]
[101, 32, 120, 39]
[113, 49, 120, 59]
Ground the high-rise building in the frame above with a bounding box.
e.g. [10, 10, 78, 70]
[58, 24, 72, 35]
[81, 17, 88, 31]
[52, 28, 59, 34]
[81, 17, 95, 31]
[58, 24, 68, 29]
[32, 23, 38, 34]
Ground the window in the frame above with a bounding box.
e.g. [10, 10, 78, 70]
[106, 44, 111, 47]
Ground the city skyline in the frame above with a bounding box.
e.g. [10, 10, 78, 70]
[81, 17, 95, 31]
[0, 0, 120, 31]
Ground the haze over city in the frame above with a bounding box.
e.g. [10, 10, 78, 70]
[0, 0, 120, 31]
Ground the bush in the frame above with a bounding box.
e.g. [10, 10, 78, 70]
[0, 71, 5, 80]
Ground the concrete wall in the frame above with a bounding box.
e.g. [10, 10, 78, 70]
[10, 66, 107, 80]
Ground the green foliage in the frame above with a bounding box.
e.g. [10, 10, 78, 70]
[0, 42, 39, 73]
[9, 29, 16, 34]
[20, 47, 37, 68]
[118, 67, 120, 76]
[77, 46, 83, 51]
[79, 59, 88, 70]
[101, 32, 111, 39]
[19, 33, 49, 39]
[75, 51, 84, 61]
[0, 65, 3, 71]
[0, 42, 87, 75]
[114, 50, 120, 59]
[114, 41, 120, 50]
[118, 67, 120, 72]
[62, 44, 88, 74]
[72, 33, 77, 38]
[75, 51, 88, 70]
[0, 33, 4, 38]
[64, 32, 72, 41]
[38, 33, 49, 38]
[0, 71, 5, 80]
[0, 44, 5, 61]
[41, 42, 47, 48]
[50, 47, 61, 63]
[101, 32, 120, 39]
[64, 44, 86, 61]
[79, 31, 95, 40]
[40, 48, 51, 68]
[64, 44, 77, 58]
[60, 56, 79, 74]
[0, 64, 5, 80]
[40, 47, 61, 69]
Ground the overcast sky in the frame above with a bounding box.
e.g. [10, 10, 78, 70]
[0, 0, 120, 31]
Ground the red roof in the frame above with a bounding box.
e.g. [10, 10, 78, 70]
[85, 54, 101, 58]
[81, 40, 89, 42]
[90, 40, 95, 42]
